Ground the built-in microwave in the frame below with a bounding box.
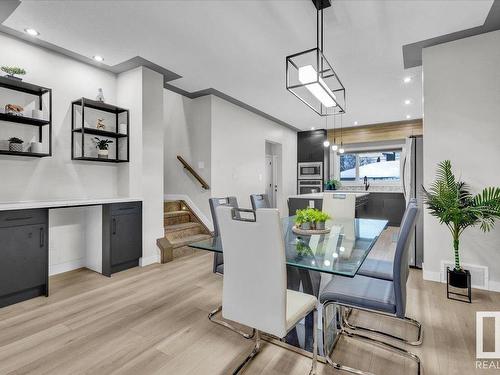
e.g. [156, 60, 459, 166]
[298, 180, 323, 194]
[298, 162, 323, 180]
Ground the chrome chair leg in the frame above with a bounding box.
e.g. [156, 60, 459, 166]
[208, 305, 256, 339]
[233, 330, 262, 374]
[343, 310, 423, 346]
[310, 308, 318, 375]
[322, 304, 376, 375]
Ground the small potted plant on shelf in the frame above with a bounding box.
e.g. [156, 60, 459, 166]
[424, 160, 500, 301]
[315, 211, 331, 230]
[325, 179, 341, 191]
[8, 137, 23, 152]
[92, 137, 113, 159]
[1, 66, 26, 81]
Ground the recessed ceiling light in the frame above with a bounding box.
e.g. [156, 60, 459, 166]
[24, 28, 39, 36]
[404, 99, 411, 105]
[406, 115, 411, 119]
[403, 76, 412, 84]
[311, 127, 315, 130]
[93, 55, 104, 62]
[354, 121, 358, 125]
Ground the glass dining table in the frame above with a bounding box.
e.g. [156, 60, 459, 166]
[189, 216, 388, 360]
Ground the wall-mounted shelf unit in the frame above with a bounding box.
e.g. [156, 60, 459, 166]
[0, 76, 52, 158]
[71, 98, 129, 163]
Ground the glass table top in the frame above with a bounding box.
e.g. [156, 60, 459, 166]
[189, 216, 388, 277]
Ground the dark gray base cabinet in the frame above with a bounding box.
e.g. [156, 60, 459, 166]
[356, 193, 405, 226]
[102, 201, 142, 277]
[0, 209, 48, 308]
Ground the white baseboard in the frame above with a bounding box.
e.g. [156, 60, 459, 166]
[140, 253, 160, 267]
[422, 262, 500, 292]
[164, 194, 213, 231]
[49, 258, 86, 276]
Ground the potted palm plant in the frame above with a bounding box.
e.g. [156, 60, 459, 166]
[423, 160, 500, 291]
[92, 137, 113, 159]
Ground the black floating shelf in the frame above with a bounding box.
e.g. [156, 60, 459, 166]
[72, 98, 128, 114]
[0, 113, 50, 126]
[73, 157, 128, 163]
[73, 128, 128, 138]
[0, 150, 50, 158]
[0, 76, 50, 95]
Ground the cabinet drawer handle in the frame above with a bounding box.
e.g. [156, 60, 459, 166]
[112, 218, 117, 235]
[40, 228, 44, 247]
[5, 216, 33, 222]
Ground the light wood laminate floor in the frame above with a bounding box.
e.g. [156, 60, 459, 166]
[1, 227, 499, 375]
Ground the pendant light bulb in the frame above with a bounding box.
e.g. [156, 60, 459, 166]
[339, 147, 345, 154]
[323, 140, 330, 147]
[331, 144, 338, 151]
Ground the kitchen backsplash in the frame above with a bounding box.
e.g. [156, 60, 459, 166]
[336, 185, 403, 193]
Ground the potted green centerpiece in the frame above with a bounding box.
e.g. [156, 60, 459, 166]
[424, 160, 500, 300]
[325, 178, 341, 191]
[8, 137, 23, 152]
[294, 208, 330, 232]
[1, 66, 26, 81]
[92, 137, 113, 159]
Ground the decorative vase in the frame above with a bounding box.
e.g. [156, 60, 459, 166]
[118, 123, 127, 134]
[9, 142, 23, 152]
[96, 88, 105, 102]
[300, 222, 311, 230]
[4, 74, 22, 81]
[32, 109, 43, 120]
[30, 142, 43, 154]
[448, 268, 469, 288]
[98, 149, 109, 159]
[316, 221, 326, 230]
[0, 140, 8, 151]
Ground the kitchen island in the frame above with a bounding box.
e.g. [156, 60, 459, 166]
[288, 190, 405, 226]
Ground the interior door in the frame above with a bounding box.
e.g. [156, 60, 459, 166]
[265, 155, 274, 207]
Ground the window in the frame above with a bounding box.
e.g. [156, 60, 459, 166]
[340, 150, 401, 182]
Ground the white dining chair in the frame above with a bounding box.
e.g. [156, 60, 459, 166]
[216, 206, 318, 374]
[322, 193, 356, 220]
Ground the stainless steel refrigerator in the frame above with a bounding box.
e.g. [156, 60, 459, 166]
[403, 136, 424, 268]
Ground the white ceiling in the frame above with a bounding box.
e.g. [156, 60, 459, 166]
[3, 0, 493, 130]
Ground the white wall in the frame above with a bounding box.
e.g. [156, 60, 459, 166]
[0, 33, 164, 272]
[211, 95, 297, 216]
[163, 92, 297, 222]
[422, 30, 500, 290]
[163, 90, 212, 224]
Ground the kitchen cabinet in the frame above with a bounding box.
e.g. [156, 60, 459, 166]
[356, 193, 405, 226]
[0, 209, 48, 308]
[102, 201, 142, 277]
[297, 130, 327, 163]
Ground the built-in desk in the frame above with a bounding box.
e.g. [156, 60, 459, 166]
[0, 198, 142, 308]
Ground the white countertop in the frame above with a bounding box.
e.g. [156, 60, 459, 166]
[288, 192, 369, 199]
[0, 197, 142, 211]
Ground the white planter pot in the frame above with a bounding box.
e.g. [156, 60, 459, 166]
[98, 149, 109, 159]
[32, 109, 43, 120]
[31, 142, 43, 153]
[118, 123, 127, 134]
[9, 143, 23, 152]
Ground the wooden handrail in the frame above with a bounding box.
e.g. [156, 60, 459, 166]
[177, 155, 210, 190]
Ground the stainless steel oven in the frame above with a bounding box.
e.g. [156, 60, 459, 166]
[298, 180, 323, 194]
[298, 162, 323, 180]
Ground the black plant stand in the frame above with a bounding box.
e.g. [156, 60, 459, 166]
[446, 267, 471, 303]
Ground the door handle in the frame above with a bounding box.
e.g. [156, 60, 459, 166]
[40, 227, 44, 247]
[112, 218, 117, 235]
[6, 216, 33, 222]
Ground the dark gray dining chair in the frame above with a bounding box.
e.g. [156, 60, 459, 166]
[209, 196, 239, 275]
[357, 198, 418, 281]
[207, 196, 255, 340]
[319, 204, 422, 375]
[250, 194, 271, 210]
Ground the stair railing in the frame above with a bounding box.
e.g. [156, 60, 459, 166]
[177, 155, 210, 190]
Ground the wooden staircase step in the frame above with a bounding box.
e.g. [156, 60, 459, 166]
[164, 222, 201, 233]
[169, 233, 212, 249]
[164, 210, 191, 218]
[164, 200, 182, 212]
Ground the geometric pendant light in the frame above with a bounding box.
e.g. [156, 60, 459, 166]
[286, 0, 346, 116]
